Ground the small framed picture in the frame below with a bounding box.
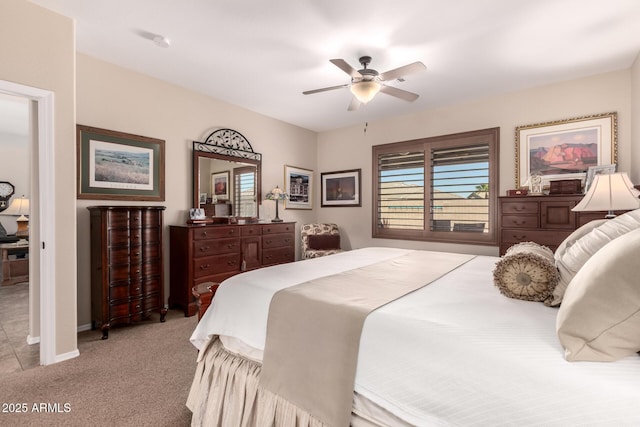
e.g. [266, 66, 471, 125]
[321, 169, 361, 207]
[199, 193, 207, 204]
[584, 164, 616, 193]
[284, 165, 313, 209]
[189, 208, 206, 220]
[211, 171, 230, 200]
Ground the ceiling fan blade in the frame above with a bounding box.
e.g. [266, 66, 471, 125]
[347, 97, 361, 111]
[330, 59, 362, 78]
[379, 85, 420, 102]
[303, 84, 349, 95]
[378, 61, 426, 81]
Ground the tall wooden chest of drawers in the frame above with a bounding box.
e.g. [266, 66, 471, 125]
[169, 222, 295, 316]
[498, 195, 622, 255]
[88, 206, 167, 339]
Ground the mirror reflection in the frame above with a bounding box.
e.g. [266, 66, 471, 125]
[195, 155, 259, 217]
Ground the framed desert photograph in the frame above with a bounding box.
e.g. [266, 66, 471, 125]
[211, 171, 230, 200]
[284, 165, 312, 209]
[515, 112, 617, 189]
[321, 169, 361, 207]
[77, 125, 165, 201]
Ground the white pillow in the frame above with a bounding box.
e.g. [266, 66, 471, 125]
[557, 228, 640, 361]
[551, 209, 640, 306]
[554, 219, 608, 262]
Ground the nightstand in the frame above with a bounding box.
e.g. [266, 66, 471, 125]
[192, 282, 219, 320]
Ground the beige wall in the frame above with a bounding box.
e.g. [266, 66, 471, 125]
[631, 53, 640, 184]
[75, 54, 317, 327]
[0, 0, 77, 357]
[316, 70, 633, 256]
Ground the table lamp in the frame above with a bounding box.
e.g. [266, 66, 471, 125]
[265, 186, 288, 223]
[0, 195, 29, 239]
[572, 172, 640, 218]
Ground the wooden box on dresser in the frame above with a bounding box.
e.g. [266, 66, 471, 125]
[499, 195, 622, 255]
[88, 206, 167, 339]
[169, 221, 295, 316]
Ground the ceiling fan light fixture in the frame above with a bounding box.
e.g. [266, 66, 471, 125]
[350, 81, 381, 104]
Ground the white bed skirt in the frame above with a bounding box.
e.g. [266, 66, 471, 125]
[187, 337, 327, 427]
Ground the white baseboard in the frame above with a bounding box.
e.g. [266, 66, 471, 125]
[54, 348, 80, 364]
[27, 335, 40, 345]
[77, 323, 92, 333]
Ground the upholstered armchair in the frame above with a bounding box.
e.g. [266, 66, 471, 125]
[300, 223, 343, 259]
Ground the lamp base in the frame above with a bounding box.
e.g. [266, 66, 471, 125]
[271, 218, 283, 223]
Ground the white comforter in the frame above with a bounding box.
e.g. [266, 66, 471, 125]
[190, 247, 640, 426]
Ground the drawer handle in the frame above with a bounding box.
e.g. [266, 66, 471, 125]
[200, 264, 210, 270]
[199, 246, 210, 252]
[136, 304, 141, 309]
[227, 261, 235, 266]
[283, 238, 290, 243]
[511, 220, 526, 226]
[513, 234, 527, 240]
[227, 244, 235, 249]
[265, 240, 272, 244]
[200, 231, 208, 238]
[135, 251, 140, 255]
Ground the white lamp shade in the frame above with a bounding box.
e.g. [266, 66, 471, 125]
[573, 173, 640, 212]
[1, 196, 29, 218]
[350, 81, 381, 104]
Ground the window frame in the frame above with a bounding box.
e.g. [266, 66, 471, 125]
[372, 127, 499, 246]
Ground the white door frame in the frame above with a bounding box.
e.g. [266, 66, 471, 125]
[0, 80, 56, 365]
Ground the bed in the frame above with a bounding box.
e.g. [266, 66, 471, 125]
[187, 212, 640, 427]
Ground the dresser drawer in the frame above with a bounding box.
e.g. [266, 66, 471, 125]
[500, 201, 538, 215]
[263, 247, 294, 265]
[193, 226, 238, 240]
[193, 253, 241, 278]
[262, 223, 295, 235]
[501, 229, 572, 247]
[263, 233, 294, 249]
[193, 237, 240, 257]
[109, 246, 132, 264]
[108, 229, 132, 247]
[241, 225, 262, 236]
[501, 215, 538, 229]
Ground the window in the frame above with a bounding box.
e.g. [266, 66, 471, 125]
[233, 166, 257, 217]
[373, 128, 499, 245]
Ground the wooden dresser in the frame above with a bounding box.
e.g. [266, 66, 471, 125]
[88, 206, 167, 339]
[499, 195, 620, 255]
[169, 221, 295, 316]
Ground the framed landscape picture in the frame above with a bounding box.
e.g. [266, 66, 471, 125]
[211, 171, 230, 200]
[321, 169, 361, 207]
[284, 165, 312, 209]
[515, 112, 617, 189]
[77, 125, 165, 201]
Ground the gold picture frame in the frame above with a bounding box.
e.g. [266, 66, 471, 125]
[515, 112, 617, 189]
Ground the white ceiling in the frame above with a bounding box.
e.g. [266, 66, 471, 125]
[23, 0, 640, 132]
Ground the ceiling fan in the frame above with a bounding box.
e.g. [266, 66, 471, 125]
[303, 56, 426, 111]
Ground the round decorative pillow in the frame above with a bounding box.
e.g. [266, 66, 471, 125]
[493, 242, 559, 304]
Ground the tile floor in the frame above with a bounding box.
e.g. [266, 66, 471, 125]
[0, 281, 40, 374]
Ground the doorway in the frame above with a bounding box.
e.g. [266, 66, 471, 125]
[0, 80, 56, 366]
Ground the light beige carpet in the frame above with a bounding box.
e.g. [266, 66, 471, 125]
[0, 309, 198, 427]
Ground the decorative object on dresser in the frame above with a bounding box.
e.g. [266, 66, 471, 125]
[583, 164, 616, 193]
[264, 186, 288, 222]
[77, 125, 165, 201]
[548, 179, 581, 195]
[498, 194, 629, 255]
[87, 206, 167, 339]
[169, 222, 295, 317]
[572, 172, 640, 219]
[515, 112, 617, 190]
